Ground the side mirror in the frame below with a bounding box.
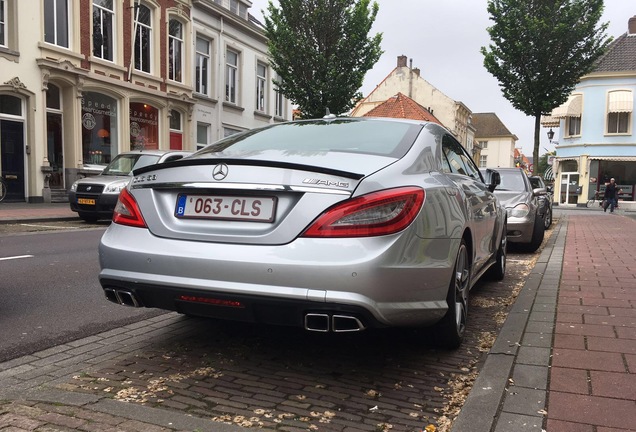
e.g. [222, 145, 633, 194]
[533, 187, 547, 196]
[484, 169, 500, 193]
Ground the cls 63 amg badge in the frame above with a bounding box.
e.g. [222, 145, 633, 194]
[303, 178, 349, 188]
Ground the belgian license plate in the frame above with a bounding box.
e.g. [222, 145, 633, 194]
[175, 194, 276, 222]
[78, 198, 96, 205]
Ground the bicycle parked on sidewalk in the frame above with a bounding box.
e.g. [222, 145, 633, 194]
[0, 176, 7, 203]
[586, 190, 602, 208]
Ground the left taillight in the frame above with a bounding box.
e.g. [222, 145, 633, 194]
[112, 188, 147, 228]
[301, 187, 425, 238]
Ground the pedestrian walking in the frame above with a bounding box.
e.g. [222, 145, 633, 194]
[603, 177, 620, 212]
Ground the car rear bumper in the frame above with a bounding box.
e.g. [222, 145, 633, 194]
[98, 224, 457, 329]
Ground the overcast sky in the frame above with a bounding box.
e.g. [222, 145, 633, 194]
[248, 0, 631, 156]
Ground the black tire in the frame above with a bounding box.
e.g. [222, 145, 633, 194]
[432, 239, 470, 349]
[520, 212, 545, 253]
[78, 212, 99, 223]
[543, 205, 552, 229]
[487, 224, 506, 281]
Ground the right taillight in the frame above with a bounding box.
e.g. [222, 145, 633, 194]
[112, 188, 147, 228]
[301, 187, 425, 238]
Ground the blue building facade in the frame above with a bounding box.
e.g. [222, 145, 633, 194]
[545, 16, 636, 207]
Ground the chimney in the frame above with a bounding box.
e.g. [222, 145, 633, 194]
[630, 16, 636, 35]
[412, 68, 420, 77]
[397, 55, 407, 67]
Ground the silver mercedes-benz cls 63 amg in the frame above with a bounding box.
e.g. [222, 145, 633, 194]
[99, 117, 506, 348]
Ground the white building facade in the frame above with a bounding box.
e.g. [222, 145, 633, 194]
[351, 55, 476, 153]
[0, 0, 291, 203]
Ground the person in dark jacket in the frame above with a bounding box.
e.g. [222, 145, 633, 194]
[604, 178, 620, 212]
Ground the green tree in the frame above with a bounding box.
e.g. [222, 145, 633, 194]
[263, 0, 383, 118]
[481, 0, 612, 170]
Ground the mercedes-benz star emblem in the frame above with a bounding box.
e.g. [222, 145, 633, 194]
[212, 163, 229, 181]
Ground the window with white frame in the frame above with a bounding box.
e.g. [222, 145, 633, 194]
[256, 62, 266, 112]
[224, 126, 241, 137]
[197, 122, 209, 150]
[92, 0, 114, 61]
[0, 0, 6, 47]
[225, 49, 239, 104]
[607, 90, 632, 134]
[566, 116, 581, 136]
[274, 74, 284, 117]
[168, 19, 183, 82]
[44, 0, 69, 48]
[195, 36, 210, 96]
[479, 155, 487, 168]
[481, 140, 488, 149]
[133, 3, 152, 73]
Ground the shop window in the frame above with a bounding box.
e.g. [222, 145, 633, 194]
[81, 92, 118, 166]
[133, 4, 152, 73]
[92, 0, 114, 61]
[168, 19, 183, 82]
[44, 0, 69, 48]
[195, 36, 211, 96]
[129, 102, 158, 150]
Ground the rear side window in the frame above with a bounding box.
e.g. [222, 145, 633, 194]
[441, 135, 480, 180]
[103, 154, 160, 175]
[198, 119, 423, 158]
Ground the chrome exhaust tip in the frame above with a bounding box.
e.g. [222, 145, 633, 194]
[116, 290, 140, 307]
[304, 313, 330, 332]
[104, 288, 119, 304]
[104, 288, 141, 307]
[332, 315, 365, 332]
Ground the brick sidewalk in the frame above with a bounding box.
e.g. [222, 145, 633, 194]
[453, 211, 636, 432]
[547, 214, 636, 431]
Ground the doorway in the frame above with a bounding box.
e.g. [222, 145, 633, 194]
[560, 173, 580, 205]
[0, 120, 26, 201]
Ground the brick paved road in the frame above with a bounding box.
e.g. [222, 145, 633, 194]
[0, 225, 551, 432]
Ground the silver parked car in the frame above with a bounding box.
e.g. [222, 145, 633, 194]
[482, 167, 545, 252]
[99, 118, 507, 348]
[69, 150, 191, 222]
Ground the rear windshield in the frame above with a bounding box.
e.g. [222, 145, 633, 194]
[498, 170, 528, 192]
[197, 119, 423, 158]
[103, 154, 161, 175]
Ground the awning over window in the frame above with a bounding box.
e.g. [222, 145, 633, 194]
[540, 115, 560, 127]
[544, 166, 554, 181]
[608, 91, 633, 113]
[552, 95, 582, 118]
[590, 156, 636, 162]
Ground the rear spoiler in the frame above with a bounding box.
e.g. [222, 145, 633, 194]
[133, 157, 365, 180]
